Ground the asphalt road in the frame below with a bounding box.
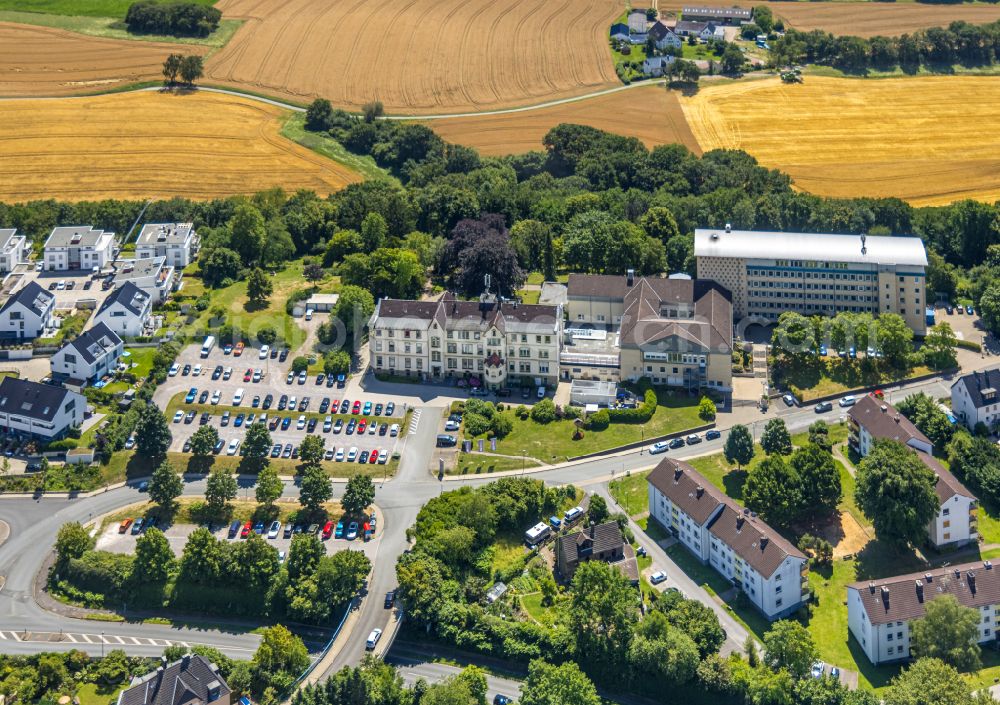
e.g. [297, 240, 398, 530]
[0, 371, 963, 678]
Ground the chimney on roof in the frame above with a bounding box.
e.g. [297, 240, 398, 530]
[925, 572, 933, 583]
[674, 466, 682, 482]
[881, 405, 888, 413]
[725, 223, 732, 233]
[181, 653, 191, 668]
[627, 269, 635, 287]
[915, 580, 924, 601]
[880, 585, 890, 607]
[760, 536, 768, 550]
[894, 415, 900, 423]
[955, 568, 962, 579]
[736, 515, 745, 531]
[987, 561, 994, 570]
[696, 485, 704, 498]
[207, 680, 222, 703]
[868, 580, 876, 594]
[968, 571, 977, 594]
[161, 655, 168, 668]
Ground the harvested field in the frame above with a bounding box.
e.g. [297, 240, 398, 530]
[659, 0, 1000, 37]
[205, 0, 621, 114]
[0, 21, 209, 96]
[425, 85, 701, 155]
[0, 91, 360, 201]
[680, 76, 1000, 206]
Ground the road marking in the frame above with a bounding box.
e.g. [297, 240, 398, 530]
[65, 634, 77, 643]
[79, 634, 93, 643]
[0, 631, 7, 640]
[108, 635, 124, 644]
[408, 409, 422, 436]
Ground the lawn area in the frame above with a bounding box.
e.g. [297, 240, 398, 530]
[516, 288, 540, 305]
[520, 592, 558, 627]
[451, 453, 540, 475]
[102, 346, 157, 394]
[0, 9, 241, 46]
[488, 392, 704, 463]
[490, 535, 530, 576]
[101, 497, 344, 531]
[0, 0, 214, 16]
[174, 259, 336, 353]
[282, 114, 396, 184]
[609, 469, 651, 518]
[680, 43, 721, 61]
[779, 358, 935, 402]
[75, 682, 126, 705]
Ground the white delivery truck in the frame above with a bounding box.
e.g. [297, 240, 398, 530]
[201, 335, 216, 358]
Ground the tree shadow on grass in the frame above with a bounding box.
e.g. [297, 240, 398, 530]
[723, 468, 747, 501]
[854, 540, 925, 581]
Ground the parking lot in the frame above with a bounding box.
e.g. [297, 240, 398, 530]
[95, 513, 381, 562]
[157, 343, 409, 464]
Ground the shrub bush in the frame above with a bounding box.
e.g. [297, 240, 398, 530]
[491, 413, 513, 438]
[587, 409, 610, 430]
[464, 412, 492, 437]
[125, 0, 222, 37]
[464, 398, 496, 419]
[608, 385, 657, 423]
[530, 398, 557, 423]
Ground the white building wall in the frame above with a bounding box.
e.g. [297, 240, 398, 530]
[931, 494, 977, 547]
[0, 302, 49, 339]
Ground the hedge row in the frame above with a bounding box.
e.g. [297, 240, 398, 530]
[607, 387, 657, 423]
[957, 339, 983, 352]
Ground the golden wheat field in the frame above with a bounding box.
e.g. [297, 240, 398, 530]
[679, 76, 1000, 206]
[0, 91, 360, 202]
[425, 85, 701, 155]
[204, 0, 621, 114]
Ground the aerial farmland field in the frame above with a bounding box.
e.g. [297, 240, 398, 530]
[426, 84, 701, 155]
[680, 75, 1000, 206]
[204, 0, 622, 114]
[0, 21, 210, 96]
[0, 90, 360, 201]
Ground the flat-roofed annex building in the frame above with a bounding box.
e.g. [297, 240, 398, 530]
[695, 227, 928, 335]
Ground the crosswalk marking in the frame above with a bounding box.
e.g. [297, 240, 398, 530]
[408, 409, 422, 435]
[80, 634, 93, 643]
[65, 634, 77, 643]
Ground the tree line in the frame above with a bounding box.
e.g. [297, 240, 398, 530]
[770, 20, 1000, 73]
[126, 0, 221, 37]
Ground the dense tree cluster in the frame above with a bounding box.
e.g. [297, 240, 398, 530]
[0, 649, 149, 704]
[770, 21, 1000, 73]
[948, 431, 1000, 507]
[54, 522, 369, 622]
[744, 442, 842, 527]
[895, 392, 956, 449]
[127, 1, 221, 37]
[855, 439, 940, 547]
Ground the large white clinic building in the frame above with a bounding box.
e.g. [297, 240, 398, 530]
[695, 227, 929, 335]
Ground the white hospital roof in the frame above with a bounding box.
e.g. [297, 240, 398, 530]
[694, 228, 928, 268]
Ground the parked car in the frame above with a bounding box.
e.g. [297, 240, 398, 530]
[650, 571, 667, 585]
[322, 521, 334, 539]
[131, 518, 144, 535]
[267, 521, 281, 539]
[815, 401, 833, 413]
[118, 518, 133, 533]
[168, 363, 179, 376]
[240, 521, 252, 538]
[384, 591, 395, 609]
[259, 344, 269, 359]
[347, 521, 359, 540]
[347, 447, 359, 462]
[685, 434, 701, 445]
[705, 430, 721, 441]
[967, 305, 975, 315]
[366, 628, 382, 650]
[185, 387, 197, 403]
[228, 520, 241, 538]
[213, 439, 225, 454]
[436, 434, 457, 447]
[227, 438, 241, 455]
[172, 410, 184, 423]
[838, 395, 856, 408]
[263, 394, 273, 410]
[271, 444, 282, 458]
[782, 393, 796, 407]
[649, 441, 669, 454]
[444, 420, 460, 431]
[668, 437, 685, 449]
[385, 402, 395, 416]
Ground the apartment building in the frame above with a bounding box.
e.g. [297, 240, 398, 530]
[0, 228, 26, 273]
[647, 458, 809, 620]
[848, 393, 978, 548]
[0, 281, 55, 340]
[564, 272, 733, 393]
[43, 226, 115, 272]
[695, 227, 928, 335]
[951, 367, 1000, 432]
[848, 560, 1000, 665]
[50, 322, 124, 388]
[0, 376, 85, 440]
[368, 293, 561, 389]
[112, 257, 175, 304]
[135, 222, 199, 269]
[93, 282, 152, 338]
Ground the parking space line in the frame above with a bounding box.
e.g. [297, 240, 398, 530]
[79, 633, 94, 643]
[108, 635, 124, 644]
[65, 633, 77, 643]
[0, 631, 7, 640]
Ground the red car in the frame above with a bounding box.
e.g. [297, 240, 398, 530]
[368, 449, 378, 464]
[240, 521, 252, 538]
[358, 418, 367, 433]
[352, 400, 361, 414]
[118, 518, 133, 533]
[233, 342, 245, 357]
[243, 368, 253, 382]
[322, 521, 334, 539]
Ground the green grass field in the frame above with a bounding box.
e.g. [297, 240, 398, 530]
[452, 453, 540, 475]
[486, 392, 704, 463]
[0, 0, 214, 17]
[780, 357, 934, 401]
[282, 114, 396, 184]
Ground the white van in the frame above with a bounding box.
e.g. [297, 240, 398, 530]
[536, 386, 546, 399]
[233, 388, 245, 406]
[305, 309, 314, 321]
[366, 628, 382, 650]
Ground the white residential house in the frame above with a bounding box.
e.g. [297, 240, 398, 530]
[643, 55, 676, 77]
[112, 257, 174, 304]
[951, 367, 1000, 432]
[648, 21, 683, 50]
[848, 393, 978, 548]
[0, 281, 55, 340]
[848, 560, 1000, 665]
[0, 228, 26, 273]
[135, 222, 199, 269]
[369, 292, 562, 389]
[93, 282, 152, 338]
[43, 226, 115, 272]
[674, 20, 717, 40]
[50, 322, 124, 388]
[0, 376, 85, 440]
[647, 458, 809, 620]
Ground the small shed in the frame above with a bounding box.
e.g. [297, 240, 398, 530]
[486, 582, 508, 604]
[570, 379, 617, 407]
[305, 293, 340, 312]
